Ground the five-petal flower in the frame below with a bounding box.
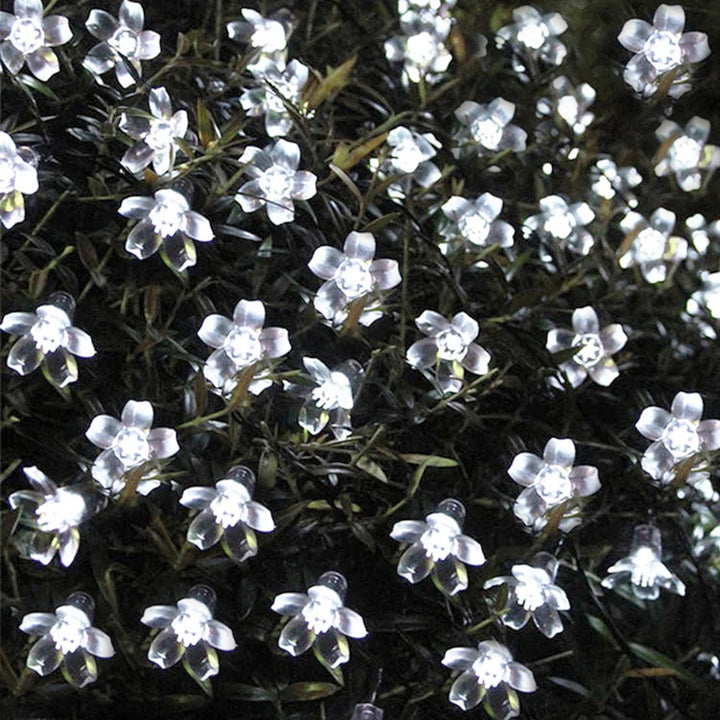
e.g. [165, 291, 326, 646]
[523, 194, 595, 256]
[0, 130, 38, 229]
[590, 157, 642, 210]
[86, 399, 180, 497]
[180, 465, 275, 563]
[84, 0, 160, 88]
[536, 76, 596, 136]
[635, 391, 720, 485]
[141, 585, 237, 681]
[1, 291, 95, 386]
[454, 98, 527, 156]
[226, 8, 292, 68]
[20, 592, 115, 688]
[271, 571, 367, 668]
[439, 193, 514, 254]
[390, 498, 485, 595]
[0, 0, 72, 81]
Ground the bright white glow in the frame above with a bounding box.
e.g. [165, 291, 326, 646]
[669, 136, 702, 170]
[171, 599, 211, 646]
[209, 482, 251, 528]
[572, 333, 603, 367]
[112, 427, 151, 466]
[335, 258, 373, 298]
[643, 30, 682, 71]
[568, 147, 580, 160]
[148, 195, 186, 237]
[534, 465, 572, 504]
[661, 418, 700, 458]
[630, 546, 660, 587]
[593, 174, 614, 199]
[471, 648, 508, 688]
[515, 578, 546, 611]
[49, 607, 90, 655]
[459, 213, 490, 245]
[471, 117, 503, 149]
[390, 141, 424, 173]
[420, 514, 460, 562]
[258, 166, 294, 197]
[36, 489, 87, 532]
[311, 372, 352, 410]
[145, 120, 175, 151]
[406, 32, 438, 68]
[109, 27, 139, 57]
[265, 77, 300, 113]
[557, 96, 579, 125]
[302, 585, 342, 634]
[30, 316, 68, 354]
[517, 20, 548, 50]
[435, 329, 467, 361]
[250, 21, 286, 52]
[634, 228, 666, 263]
[224, 326, 263, 366]
[10, 17, 44, 54]
[0, 156, 15, 193]
[542, 162, 553, 175]
[544, 212, 574, 240]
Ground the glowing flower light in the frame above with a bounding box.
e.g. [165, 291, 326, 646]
[1, 291, 95, 386]
[619, 208, 687, 283]
[226, 8, 292, 65]
[484, 552, 570, 638]
[602, 524, 685, 600]
[271, 571, 367, 668]
[86, 399, 180, 497]
[234, 139, 316, 225]
[390, 498, 486, 596]
[8, 467, 105, 567]
[180, 465, 275, 563]
[351, 704, 384, 720]
[654, 116, 720, 192]
[454, 98, 527, 156]
[84, 0, 160, 88]
[308, 231, 401, 327]
[442, 640, 536, 715]
[141, 585, 237, 680]
[523, 195, 595, 256]
[119, 87, 188, 176]
[547, 306, 627, 388]
[438, 193, 514, 254]
[198, 299, 291, 397]
[618, 4, 710, 96]
[508, 437, 600, 532]
[119, 189, 213, 273]
[0, 131, 38, 229]
[635, 391, 720, 485]
[590, 157, 642, 210]
[686, 270, 720, 338]
[20, 592, 115, 688]
[0, 0, 72, 81]
[536, 76, 596, 136]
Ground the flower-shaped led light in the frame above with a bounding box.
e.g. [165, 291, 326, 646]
[141, 585, 236, 681]
[198, 299, 291, 397]
[227, 8, 292, 67]
[351, 704, 384, 720]
[119, 87, 188, 176]
[601, 524, 685, 600]
[484, 552, 570, 638]
[438, 194, 514, 255]
[286, 357, 363, 440]
[0, 130, 38, 229]
[0, 0, 71, 81]
[536, 76, 596, 136]
[1, 291, 95, 386]
[686, 270, 720, 339]
[308, 231, 401, 327]
[496, 5, 568, 80]
[654, 116, 720, 192]
[271, 571, 367, 668]
[240, 57, 309, 137]
[86, 399, 179, 497]
[20, 592, 114, 688]
[234, 139, 316, 225]
[390, 498, 486, 596]
[119, 189, 214, 273]
[84, 0, 160, 88]
[407, 310, 491, 395]
[509, 437, 601, 531]
[180, 465, 275, 563]
[590, 157, 642, 210]
[618, 4, 710, 96]
[454, 98, 527, 157]
[636, 391, 720, 485]
[523, 194, 595, 256]
[547, 306, 627, 388]
[442, 640, 537, 715]
[619, 208, 687, 283]
[8, 467, 105, 567]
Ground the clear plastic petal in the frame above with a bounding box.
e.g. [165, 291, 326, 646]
[266, 196, 295, 225]
[640, 440, 674, 482]
[198, 314, 233, 349]
[44, 349, 77, 387]
[0, 40, 24, 74]
[187, 508, 223, 550]
[148, 428, 179, 459]
[308, 246, 344, 280]
[184, 641, 219, 681]
[698, 420, 720, 450]
[513, 487, 546, 526]
[448, 670, 483, 711]
[85, 10, 118, 40]
[587, 358, 620, 386]
[572, 307, 599, 334]
[415, 310, 451, 337]
[222, 521, 257, 562]
[543, 438, 575, 468]
[636, 406, 671, 440]
[233, 299, 265, 330]
[119, 1, 145, 34]
[434, 555, 468, 595]
[569, 465, 601, 496]
[140, 605, 178, 629]
[259, 327, 291, 359]
[546, 329, 574, 354]
[7, 335, 42, 375]
[653, 4, 685, 33]
[0, 312, 37, 334]
[334, 608, 367, 638]
[42, 16, 72, 46]
[148, 627, 184, 669]
[600, 324, 627, 354]
[179, 486, 216, 510]
[679, 32, 710, 63]
[122, 400, 154, 429]
[271, 139, 300, 170]
[278, 615, 314, 657]
[397, 543, 433, 584]
[454, 535, 486, 566]
[91, 448, 125, 489]
[84, 628, 115, 658]
[204, 620, 237, 651]
[442, 647, 478, 671]
[83, 42, 115, 75]
[406, 338, 438, 369]
[531, 603, 564, 638]
[390, 520, 426, 543]
[58, 528, 80, 567]
[63, 649, 97, 689]
[618, 19, 652, 52]
[462, 343, 491, 375]
[19, 613, 57, 636]
[65, 328, 95, 358]
[182, 212, 214, 242]
[671, 391, 703, 422]
[121, 142, 155, 174]
[243, 500, 275, 532]
[344, 231, 375, 261]
[271, 592, 309, 616]
[26, 635, 62, 676]
[508, 453, 543, 486]
[136, 30, 160, 60]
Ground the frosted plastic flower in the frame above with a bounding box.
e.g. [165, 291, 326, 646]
[119, 87, 188, 176]
[635, 391, 720, 485]
[234, 139, 316, 225]
[523, 195, 595, 256]
[509, 437, 600, 531]
[547, 306, 627, 388]
[438, 194, 514, 254]
[398, 0, 457, 17]
[686, 270, 720, 338]
[86, 399, 180, 497]
[84, 0, 160, 88]
[198, 299, 291, 397]
[8, 467, 105, 567]
[602, 524, 685, 600]
[119, 189, 214, 273]
[240, 57, 309, 137]
[590, 158, 641, 210]
[20, 592, 114, 688]
[0, 0, 71, 81]
[442, 640, 536, 715]
[180, 465, 275, 563]
[496, 5, 567, 80]
[654, 116, 720, 192]
[536, 76, 595, 136]
[390, 498, 486, 596]
[619, 208, 687, 283]
[618, 4, 710, 96]
[227, 8, 292, 69]
[1, 291, 95, 387]
[308, 231, 401, 327]
[0, 130, 38, 229]
[454, 98, 527, 156]
[685, 213, 720, 255]
[271, 571, 367, 669]
[351, 704, 384, 720]
[484, 552, 570, 638]
[141, 585, 236, 681]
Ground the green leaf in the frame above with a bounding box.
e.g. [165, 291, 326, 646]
[628, 643, 701, 689]
[398, 454, 458, 467]
[280, 682, 341, 702]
